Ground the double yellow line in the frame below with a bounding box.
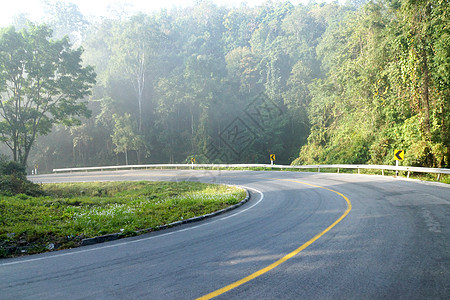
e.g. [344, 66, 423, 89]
[197, 179, 352, 299]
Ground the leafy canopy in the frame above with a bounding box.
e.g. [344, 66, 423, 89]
[0, 24, 96, 166]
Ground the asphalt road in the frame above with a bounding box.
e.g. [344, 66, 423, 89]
[1, 170, 449, 299]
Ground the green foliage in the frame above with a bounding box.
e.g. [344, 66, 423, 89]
[0, 159, 25, 177]
[21, 1, 325, 169]
[0, 24, 96, 167]
[4, 1, 446, 170]
[42, 0, 89, 44]
[111, 113, 146, 165]
[296, 0, 449, 168]
[0, 156, 43, 196]
[0, 181, 246, 257]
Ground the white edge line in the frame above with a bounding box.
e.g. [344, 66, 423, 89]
[219, 187, 264, 221]
[0, 186, 264, 267]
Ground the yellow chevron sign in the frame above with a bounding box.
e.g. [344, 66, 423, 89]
[394, 150, 404, 160]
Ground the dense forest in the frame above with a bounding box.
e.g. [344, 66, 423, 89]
[1, 0, 449, 173]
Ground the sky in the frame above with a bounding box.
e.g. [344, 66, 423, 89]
[0, 0, 333, 27]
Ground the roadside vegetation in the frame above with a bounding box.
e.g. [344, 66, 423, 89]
[0, 180, 246, 258]
[0, 156, 44, 197]
[1, 1, 447, 173]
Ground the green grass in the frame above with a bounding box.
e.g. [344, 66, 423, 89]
[0, 181, 246, 257]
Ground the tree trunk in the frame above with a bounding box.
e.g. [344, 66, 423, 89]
[421, 45, 431, 140]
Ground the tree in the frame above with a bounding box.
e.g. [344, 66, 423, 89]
[42, 0, 89, 45]
[111, 113, 144, 165]
[393, 0, 450, 167]
[0, 24, 96, 167]
[294, 0, 449, 168]
[108, 14, 164, 132]
[296, 2, 389, 165]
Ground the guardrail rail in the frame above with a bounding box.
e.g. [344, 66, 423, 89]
[52, 163, 450, 181]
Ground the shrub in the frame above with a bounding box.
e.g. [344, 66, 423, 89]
[0, 160, 26, 178]
[0, 157, 44, 196]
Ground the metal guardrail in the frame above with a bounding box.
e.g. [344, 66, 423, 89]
[52, 163, 450, 181]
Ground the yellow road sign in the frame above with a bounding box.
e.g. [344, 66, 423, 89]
[191, 157, 196, 163]
[394, 150, 404, 160]
[270, 154, 275, 161]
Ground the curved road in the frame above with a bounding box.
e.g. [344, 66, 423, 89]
[1, 170, 449, 299]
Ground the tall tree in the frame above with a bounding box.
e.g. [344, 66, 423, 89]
[111, 113, 144, 165]
[0, 24, 96, 167]
[295, 0, 449, 167]
[109, 14, 163, 132]
[394, 0, 450, 166]
[42, 0, 89, 44]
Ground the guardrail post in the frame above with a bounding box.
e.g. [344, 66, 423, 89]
[337, 168, 340, 173]
[318, 166, 320, 173]
[407, 171, 410, 179]
[357, 167, 360, 174]
[437, 173, 441, 182]
[382, 169, 384, 176]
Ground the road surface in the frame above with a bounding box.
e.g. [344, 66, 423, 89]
[1, 170, 449, 299]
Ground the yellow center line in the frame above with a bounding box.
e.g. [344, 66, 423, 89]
[196, 179, 352, 300]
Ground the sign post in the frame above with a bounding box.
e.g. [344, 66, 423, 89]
[394, 150, 404, 176]
[191, 157, 196, 169]
[270, 154, 275, 166]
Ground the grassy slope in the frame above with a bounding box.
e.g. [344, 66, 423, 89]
[0, 181, 246, 257]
